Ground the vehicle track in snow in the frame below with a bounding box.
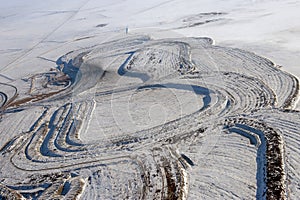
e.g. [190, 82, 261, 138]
[0, 35, 299, 199]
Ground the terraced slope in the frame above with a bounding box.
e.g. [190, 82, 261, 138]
[0, 36, 299, 199]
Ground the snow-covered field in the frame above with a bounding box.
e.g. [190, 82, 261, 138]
[0, 0, 300, 199]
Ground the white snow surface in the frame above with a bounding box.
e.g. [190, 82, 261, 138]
[0, 0, 300, 199]
[1, 0, 300, 79]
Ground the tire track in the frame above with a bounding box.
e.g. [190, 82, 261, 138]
[0, 36, 300, 199]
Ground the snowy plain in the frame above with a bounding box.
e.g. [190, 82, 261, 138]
[1, 0, 300, 79]
[0, 0, 300, 199]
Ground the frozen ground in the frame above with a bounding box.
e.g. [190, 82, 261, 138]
[1, 0, 300, 78]
[0, 0, 300, 199]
